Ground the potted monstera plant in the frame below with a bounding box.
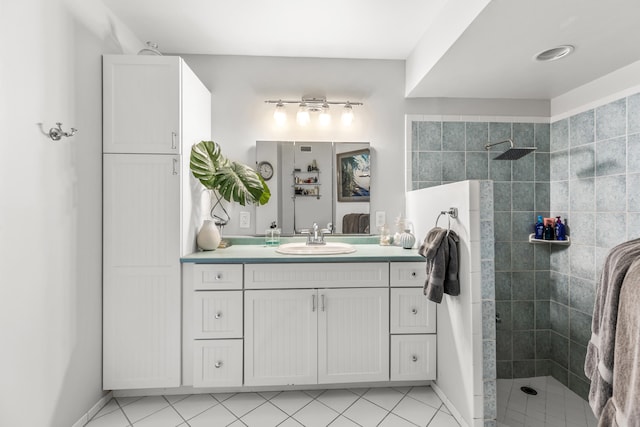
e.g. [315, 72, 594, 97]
[190, 140, 270, 249]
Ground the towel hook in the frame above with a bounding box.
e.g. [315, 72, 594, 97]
[435, 207, 458, 231]
[48, 122, 77, 141]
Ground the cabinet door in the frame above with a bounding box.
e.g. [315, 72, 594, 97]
[244, 290, 318, 386]
[103, 55, 180, 154]
[318, 288, 389, 384]
[103, 154, 181, 389]
[390, 288, 436, 334]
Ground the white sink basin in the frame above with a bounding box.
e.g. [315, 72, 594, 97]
[276, 242, 356, 255]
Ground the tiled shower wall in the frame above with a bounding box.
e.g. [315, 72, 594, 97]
[411, 93, 640, 400]
[410, 119, 552, 383]
[548, 93, 640, 398]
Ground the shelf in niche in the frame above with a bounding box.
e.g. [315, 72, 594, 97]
[528, 233, 571, 245]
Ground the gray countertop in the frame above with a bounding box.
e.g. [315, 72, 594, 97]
[181, 243, 425, 264]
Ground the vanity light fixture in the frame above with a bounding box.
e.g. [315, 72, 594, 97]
[265, 97, 363, 126]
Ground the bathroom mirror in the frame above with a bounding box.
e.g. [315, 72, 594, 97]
[255, 141, 371, 235]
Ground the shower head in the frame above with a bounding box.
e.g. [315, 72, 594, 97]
[484, 139, 537, 160]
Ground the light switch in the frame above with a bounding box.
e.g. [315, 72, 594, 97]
[239, 211, 251, 228]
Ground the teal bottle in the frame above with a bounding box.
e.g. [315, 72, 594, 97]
[534, 215, 544, 239]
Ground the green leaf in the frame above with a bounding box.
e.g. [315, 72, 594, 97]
[189, 140, 270, 206]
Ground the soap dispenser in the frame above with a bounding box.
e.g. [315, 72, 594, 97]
[555, 216, 566, 240]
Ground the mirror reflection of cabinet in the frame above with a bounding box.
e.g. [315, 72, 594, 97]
[256, 141, 370, 235]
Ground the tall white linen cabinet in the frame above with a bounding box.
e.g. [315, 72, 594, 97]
[102, 55, 211, 389]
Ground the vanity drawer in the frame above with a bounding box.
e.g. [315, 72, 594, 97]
[390, 288, 436, 334]
[193, 339, 243, 387]
[189, 264, 243, 290]
[244, 263, 389, 289]
[390, 335, 436, 381]
[390, 262, 426, 287]
[194, 291, 243, 338]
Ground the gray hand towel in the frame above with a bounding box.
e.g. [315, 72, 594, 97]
[598, 257, 640, 426]
[585, 238, 640, 418]
[419, 227, 460, 303]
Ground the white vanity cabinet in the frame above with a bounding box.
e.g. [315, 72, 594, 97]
[183, 264, 243, 388]
[103, 54, 211, 390]
[389, 262, 437, 381]
[182, 259, 434, 390]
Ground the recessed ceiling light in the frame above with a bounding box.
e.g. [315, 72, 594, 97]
[535, 45, 574, 62]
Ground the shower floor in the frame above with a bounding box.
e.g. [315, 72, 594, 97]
[497, 376, 597, 427]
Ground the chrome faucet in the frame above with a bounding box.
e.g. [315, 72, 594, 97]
[301, 222, 330, 245]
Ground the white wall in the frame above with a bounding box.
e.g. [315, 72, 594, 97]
[406, 181, 483, 427]
[0, 1, 142, 426]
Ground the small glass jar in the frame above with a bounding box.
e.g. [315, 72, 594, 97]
[379, 224, 392, 246]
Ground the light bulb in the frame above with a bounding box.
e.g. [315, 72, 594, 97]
[273, 102, 286, 126]
[297, 103, 310, 126]
[318, 104, 331, 126]
[341, 103, 354, 126]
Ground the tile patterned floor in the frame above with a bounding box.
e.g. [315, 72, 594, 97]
[85, 386, 460, 427]
[497, 377, 598, 427]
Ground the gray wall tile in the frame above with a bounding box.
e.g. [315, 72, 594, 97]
[569, 178, 595, 212]
[513, 301, 535, 329]
[550, 150, 569, 181]
[494, 182, 512, 211]
[569, 277, 595, 315]
[442, 151, 466, 181]
[567, 212, 595, 246]
[536, 300, 550, 329]
[535, 152, 550, 181]
[466, 122, 489, 151]
[535, 182, 551, 212]
[489, 157, 512, 181]
[570, 244, 596, 280]
[551, 301, 569, 337]
[443, 121, 465, 151]
[495, 272, 511, 301]
[596, 175, 627, 212]
[535, 123, 551, 152]
[513, 151, 535, 181]
[551, 119, 569, 152]
[596, 136, 626, 176]
[550, 331, 569, 368]
[512, 182, 535, 211]
[550, 271, 569, 305]
[628, 133, 640, 173]
[628, 93, 640, 135]
[569, 144, 595, 180]
[417, 121, 442, 151]
[511, 242, 534, 270]
[570, 110, 595, 147]
[512, 271, 535, 300]
[595, 212, 627, 248]
[535, 271, 550, 299]
[569, 309, 592, 346]
[417, 151, 442, 181]
[550, 180, 569, 212]
[512, 211, 533, 241]
[466, 152, 489, 179]
[513, 331, 535, 359]
[596, 98, 626, 141]
[490, 122, 512, 143]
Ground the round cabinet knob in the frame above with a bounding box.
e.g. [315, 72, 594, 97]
[214, 361, 223, 368]
[214, 312, 222, 319]
[411, 308, 418, 315]
[215, 274, 223, 280]
[411, 271, 417, 278]
[412, 355, 418, 362]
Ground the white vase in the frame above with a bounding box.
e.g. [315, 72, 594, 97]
[197, 220, 221, 250]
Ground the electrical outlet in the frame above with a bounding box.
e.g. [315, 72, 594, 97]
[375, 211, 386, 228]
[239, 211, 251, 228]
